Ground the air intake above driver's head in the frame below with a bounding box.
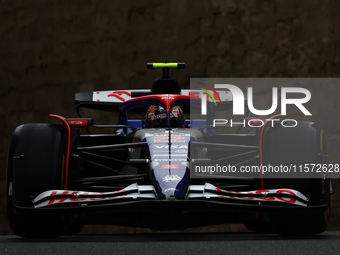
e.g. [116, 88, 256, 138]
[151, 78, 181, 94]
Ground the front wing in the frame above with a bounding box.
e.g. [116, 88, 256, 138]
[32, 182, 308, 208]
[11, 183, 329, 216]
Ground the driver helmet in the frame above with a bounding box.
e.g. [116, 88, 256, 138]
[145, 105, 185, 128]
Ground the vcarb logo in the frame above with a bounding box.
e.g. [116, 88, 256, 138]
[201, 84, 312, 116]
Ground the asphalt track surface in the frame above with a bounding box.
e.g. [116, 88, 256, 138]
[1, 231, 340, 255]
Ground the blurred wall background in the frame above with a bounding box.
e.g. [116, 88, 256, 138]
[1, 0, 340, 234]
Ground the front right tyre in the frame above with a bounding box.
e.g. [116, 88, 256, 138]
[7, 123, 69, 238]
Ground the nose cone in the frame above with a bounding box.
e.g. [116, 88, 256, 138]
[139, 129, 195, 200]
[162, 178, 180, 199]
[166, 195, 177, 201]
[155, 168, 189, 199]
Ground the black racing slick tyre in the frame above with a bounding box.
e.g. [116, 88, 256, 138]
[264, 121, 330, 236]
[6, 123, 69, 238]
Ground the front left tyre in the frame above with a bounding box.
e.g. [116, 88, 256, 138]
[264, 121, 330, 236]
